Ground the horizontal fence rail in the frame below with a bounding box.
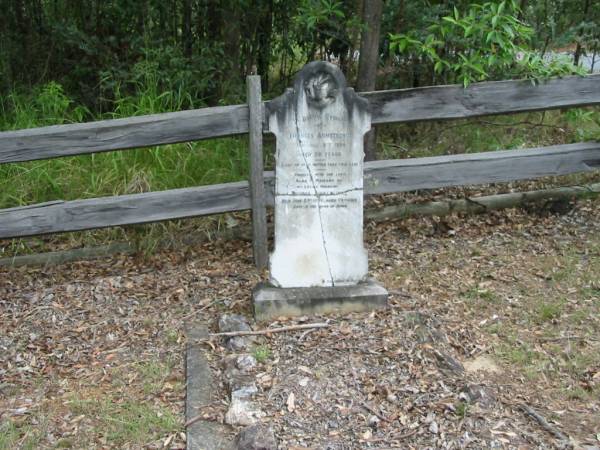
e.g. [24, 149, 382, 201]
[365, 74, 600, 124]
[0, 105, 249, 164]
[1, 142, 598, 239]
[0, 74, 599, 164]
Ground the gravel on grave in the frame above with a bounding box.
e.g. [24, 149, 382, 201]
[210, 310, 549, 450]
[202, 199, 600, 450]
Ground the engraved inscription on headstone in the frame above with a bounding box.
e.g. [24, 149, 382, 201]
[267, 61, 371, 287]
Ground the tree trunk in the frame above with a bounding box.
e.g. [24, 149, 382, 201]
[182, 0, 193, 58]
[223, 1, 241, 81]
[573, 0, 591, 66]
[356, 0, 383, 161]
[518, 0, 528, 19]
[256, 0, 273, 91]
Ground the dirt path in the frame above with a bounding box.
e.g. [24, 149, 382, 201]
[1, 198, 599, 449]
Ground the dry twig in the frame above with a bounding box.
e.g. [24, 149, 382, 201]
[210, 322, 329, 337]
[519, 403, 572, 447]
[538, 335, 599, 343]
[361, 402, 391, 422]
[181, 298, 222, 321]
[184, 414, 203, 427]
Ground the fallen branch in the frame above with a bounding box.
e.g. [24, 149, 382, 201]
[538, 335, 599, 343]
[519, 403, 572, 447]
[0, 242, 134, 268]
[376, 428, 419, 446]
[362, 402, 391, 422]
[181, 298, 223, 321]
[210, 322, 329, 337]
[366, 183, 600, 222]
[0, 224, 251, 268]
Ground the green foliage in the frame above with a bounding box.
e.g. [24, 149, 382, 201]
[455, 402, 469, 418]
[0, 420, 45, 450]
[253, 345, 272, 363]
[0, 82, 90, 130]
[390, 0, 584, 86]
[67, 395, 179, 446]
[536, 300, 565, 323]
[564, 108, 600, 140]
[0, 75, 250, 210]
[293, 0, 363, 62]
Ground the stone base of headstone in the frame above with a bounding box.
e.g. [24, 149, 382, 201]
[252, 278, 388, 321]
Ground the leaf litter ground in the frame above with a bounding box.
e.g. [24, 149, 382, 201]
[1, 197, 599, 449]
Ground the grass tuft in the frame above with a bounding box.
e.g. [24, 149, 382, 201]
[253, 345, 272, 363]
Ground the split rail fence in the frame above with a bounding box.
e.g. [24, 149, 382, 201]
[1, 74, 599, 268]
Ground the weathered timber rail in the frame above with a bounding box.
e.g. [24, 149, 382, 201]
[1, 73, 599, 266]
[1, 142, 598, 239]
[1, 75, 598, 164]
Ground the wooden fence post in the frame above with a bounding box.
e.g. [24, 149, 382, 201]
[246, 75, 268, 270]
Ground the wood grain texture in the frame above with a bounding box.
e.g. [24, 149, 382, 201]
[364, 142, 600, 194]
[363, 74, 600, 124]
[247, 76, 269, 269]
[1, 142, 598, 239]
[0, 104, 249, 164]
[0, 181, 257, 238]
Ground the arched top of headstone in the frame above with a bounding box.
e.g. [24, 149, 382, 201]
[295, 61, 347, 109]
[267, 61, 369, 130]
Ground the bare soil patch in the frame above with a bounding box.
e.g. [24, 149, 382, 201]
[1, 197, 599, 449]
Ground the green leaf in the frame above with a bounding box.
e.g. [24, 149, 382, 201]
[442, 16, 457, 25]
[498, 1, 506, 15]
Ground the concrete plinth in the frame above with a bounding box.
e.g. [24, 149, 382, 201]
[253, 278, 388, 321]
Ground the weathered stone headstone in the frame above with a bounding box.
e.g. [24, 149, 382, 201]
[253, 61, 387, 319]
[269, 61, 370, 287]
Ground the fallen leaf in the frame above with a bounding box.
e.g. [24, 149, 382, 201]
[287, 392, 295, 412]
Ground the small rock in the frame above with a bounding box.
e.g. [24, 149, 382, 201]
[286, 392, 295, 412]
[224, 362, 257, 395]
[219, 314, 252, 333]
[431, 349, 465, 373]
[298, 377, 309, 387]
[227, 336, 250, 352]
[367, 415, 380, 429]
[235, 425, 277, 450]
[429, 420, 439, 434]
[415, 325, 449, 344]
[460, 384, 496, 408]
[225, 398, 264, 426]
[236, 354, 257, 372]
[219, 314, 253, 351]
[232, 384, 258, 400]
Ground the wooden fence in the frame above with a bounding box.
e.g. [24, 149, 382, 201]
[1, 73, 599, 268]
